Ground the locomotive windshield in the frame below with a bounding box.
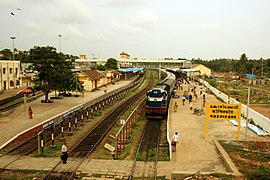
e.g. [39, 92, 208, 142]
[147, 89, 167, 97]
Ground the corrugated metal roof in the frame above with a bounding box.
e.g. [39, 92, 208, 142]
[118, 68, 144, 73]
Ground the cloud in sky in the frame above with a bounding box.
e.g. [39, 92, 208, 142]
[133, 9, 160, 29]
[0, 0, 269, 60]
[46, 0, 94, 24]
[104, 0, 151, 7]
[64, 24, 85, 38]
[109, 20, 142, 36]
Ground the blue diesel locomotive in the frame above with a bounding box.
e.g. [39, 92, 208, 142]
[145, 71, 176, 119]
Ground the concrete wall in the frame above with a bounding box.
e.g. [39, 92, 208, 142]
[0, 60, 21, 91]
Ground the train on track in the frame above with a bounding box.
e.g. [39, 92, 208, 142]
[145, 70, 176, 119]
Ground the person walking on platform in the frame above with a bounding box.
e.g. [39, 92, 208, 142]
[171, 132, 179, 152]
[182, 96, 186, 105]
[189, 100, 193, 111]
[202, 92, 206, 107]
[174, 102, 178, 112]
[189, 94, 193, 104]
[28, 107, 33, 119]
[61, 142, 68, 164]
[194, 92, 198, 101]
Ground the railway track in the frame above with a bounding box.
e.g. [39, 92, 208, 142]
[0, 92, 43, 112]
[43, 72, 154, 179]
[0, 134, 39, 172]
[128, 118, 161, 179]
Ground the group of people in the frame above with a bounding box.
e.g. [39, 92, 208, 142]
[173, 93, 194, 112]
[173, 81, 207, 113]
[171, 81, 208, 152]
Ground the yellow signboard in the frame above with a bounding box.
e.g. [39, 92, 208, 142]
[204, 102, 242, 139]
[206, 103, 241, 120]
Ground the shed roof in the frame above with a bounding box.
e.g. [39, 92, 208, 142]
[82, 70, 105, 80]
[118, 68, 144, 73]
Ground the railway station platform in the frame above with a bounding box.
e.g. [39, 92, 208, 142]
[0, 78, 269, 179]
[0, 80, 132, 149]
[166, 81, 268, 179]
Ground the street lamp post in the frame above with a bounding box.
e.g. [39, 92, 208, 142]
[58, 34, 62, 53]
[10, 36, 16, 60]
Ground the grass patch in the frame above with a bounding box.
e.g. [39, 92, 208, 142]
[209, 173, 235, 180]
[32, 142, 63, 157]
[1, 97, 24, 108]
[92, 173, 103, 178]
[118, 143, 132, 160]
[218, 140, 243, 153]
[1, 176, 17, 180]
[137, 148, 157, 161]
[247, 165, 270, 179]
[220, 140, 270, 179]
[117, 116, 147, 160]
[158, 147, 170, 161]
[0, 170, 47, 180]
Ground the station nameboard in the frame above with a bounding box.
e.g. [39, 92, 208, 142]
[206, 103, 241, 120]
[204, 102, 242, 139]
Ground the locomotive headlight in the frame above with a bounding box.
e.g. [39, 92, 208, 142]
[154, 99, 157, 102]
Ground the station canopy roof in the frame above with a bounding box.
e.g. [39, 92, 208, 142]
[245, 74, 256, 78]
[118, 68, 144, 73]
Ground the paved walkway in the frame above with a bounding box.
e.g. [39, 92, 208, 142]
[0, 79, 268, 179]
[166, 81, 267, 178]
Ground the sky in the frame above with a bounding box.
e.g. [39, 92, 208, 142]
[1, 0, 269, 60]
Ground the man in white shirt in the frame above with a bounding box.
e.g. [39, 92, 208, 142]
[61, 142, 68, 164]
[172, 132, 179, 152]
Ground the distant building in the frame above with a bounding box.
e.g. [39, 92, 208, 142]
[74, 51, 192, 70]
[192, 64, 211, 76]
[119, 52, 132, 68]
[75, 57, 191, 70]
[120, 52, 130, 59]
[74, 59, 107, 70]
[0, 60, 21, 91]
[79, 55, 87, 60]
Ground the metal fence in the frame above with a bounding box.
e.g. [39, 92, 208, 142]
[115, 98, 145, 159]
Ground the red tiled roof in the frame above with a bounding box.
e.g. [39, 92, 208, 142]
[82, 70, 105, 80]
[106, 67, 114, 71]
[113, 70, 120, 75]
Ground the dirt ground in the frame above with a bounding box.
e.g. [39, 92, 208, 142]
[0, 170, 46, 180]
[250, 104, 270, 119]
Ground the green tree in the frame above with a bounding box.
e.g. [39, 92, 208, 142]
[28, 46, 77, 102]
[96, 65, 106, 71]
[1, 49, 12, 60]
[265, 58, 270, 77]
[16, 50, 28, 61]
[239, 53, 248, 77]
[105, 58, 118, 69]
